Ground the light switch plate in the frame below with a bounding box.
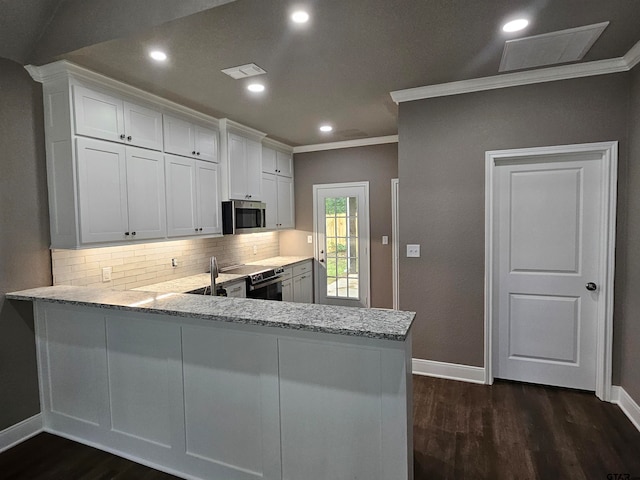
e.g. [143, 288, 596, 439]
[102, 267, 112, 282]
[307, 235, 313, 244]
[382, 235, 389, 245]
[406, 244, 420, 258]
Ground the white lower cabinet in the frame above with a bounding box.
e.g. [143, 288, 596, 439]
[223, 279, 246, 298]
[77, 137, 166, 244]
[282, 261, 313, 303]
[165, 154, 221, 237]
[35, 302, 412, 480]
[281, 277, 293, 302]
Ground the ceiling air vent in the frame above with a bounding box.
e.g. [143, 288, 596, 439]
[221, 63, 267, 79]
[499, 21, 609, 72]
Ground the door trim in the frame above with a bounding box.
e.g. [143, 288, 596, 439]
[391, 178, 399, 310]
[484, 141, 618, 401]
[313, 181, 371, 308]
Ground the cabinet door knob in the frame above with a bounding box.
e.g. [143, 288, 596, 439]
[196, 152, 200, 156]
[192, 151, 196, 155]
[195, 228, 199, 232]
[127, 136, 132, 141]
[131, 231, 136, 236]
[124, 232, 130, 236]
[119, 134, 126, 140]
[199, 228, 203, 231]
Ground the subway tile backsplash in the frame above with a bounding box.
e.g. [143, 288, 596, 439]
[51, 233, 280, 290]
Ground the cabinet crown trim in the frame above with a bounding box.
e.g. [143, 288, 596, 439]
[25, 60, 219, 128]
[220, 118, 266, 142]
[262, 137, 294, 153]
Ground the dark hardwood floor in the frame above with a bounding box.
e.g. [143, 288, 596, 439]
[413, 376, 640, 480]
[1, 376, 639, 479]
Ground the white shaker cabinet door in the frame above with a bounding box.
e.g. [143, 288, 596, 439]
[76, 138, 129, 244]
[123, 101, 163, 151]
[164, 115, 196, 158]
[125, 147, 166, 240]
[261, 172, 278, 229]
[276, 150, 293, 178]
[277, 175, 294, 229]
[73, 86, 125, 143]
[262, 146, 277, 173]
[245, 138, 262, 200]
[165, 155, 198, 237]
[292, 272, 313, 304]
[195, 160, 222, 235]
[281, 278, 293, 302]
[194, 125, 218, 163]
[228, 133, 248, 200]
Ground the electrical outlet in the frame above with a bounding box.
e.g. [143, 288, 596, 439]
[406, 244, 420, 258]
[171, 258, 178, 268]
[382, 235, 389, 245]
[307, 235, 313, 244]
[102, 267, 112, 282]
[253, 245, 258, 254]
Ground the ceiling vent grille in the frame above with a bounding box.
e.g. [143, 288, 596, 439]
[221, 63, 267, 79]
[499, 21, 609, 72]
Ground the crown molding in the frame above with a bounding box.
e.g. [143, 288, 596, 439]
[219, 118, 266, 141]
[25, 60, 220, 127]
[391, 57, 629, 103]
[292, 135, 398, 154]
[262, 137, 293, 153]
[625, 40, 640, 70]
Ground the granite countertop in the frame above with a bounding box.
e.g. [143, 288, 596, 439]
[7, 285, 415, 341]
[132, 256, 314, 295]
[132, 273, 246, 294]
[246, 256, 313, 268]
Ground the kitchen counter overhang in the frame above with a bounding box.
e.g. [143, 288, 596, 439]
[7, 285, 414, 341]
[8, 285, 415, 480]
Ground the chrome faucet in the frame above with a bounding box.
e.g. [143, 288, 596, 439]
[210, 256, 219, 295]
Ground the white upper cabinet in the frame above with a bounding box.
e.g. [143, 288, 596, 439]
[165, 154, 221, 238]
[163, 114, 218, 163]
[77, 138, 166, 244]
[228, 132, 262, 200]
[261, 145, 295, 230]
[73, 85, 163, 151]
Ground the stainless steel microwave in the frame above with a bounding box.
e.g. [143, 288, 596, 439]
[222, 200, 267, 234]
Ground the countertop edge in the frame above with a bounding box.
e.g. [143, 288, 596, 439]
[6, 290, 415, 342]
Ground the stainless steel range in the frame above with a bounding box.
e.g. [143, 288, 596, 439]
[221, 264, 285, 300]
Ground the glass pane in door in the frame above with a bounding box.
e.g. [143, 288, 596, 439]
[325, 196, 359, 299]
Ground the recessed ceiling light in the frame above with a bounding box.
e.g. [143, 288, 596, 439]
[502, 18, 529, 33]
[319, 125, 333, 133]
[291, 10, 310, 24]
[247, 83, 265, 93]
[149, 50, 167, 61]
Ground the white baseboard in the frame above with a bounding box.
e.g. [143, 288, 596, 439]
[412, 358, 486, 384]
[611, 386, 640, 432]
[0, 414, 43, 453]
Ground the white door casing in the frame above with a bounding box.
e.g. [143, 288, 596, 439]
[485, 142, 617, 401]
[313, 182, 370, 308]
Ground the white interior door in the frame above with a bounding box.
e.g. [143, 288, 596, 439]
[494, 153, 604, 391]
[314, 182, 370, 308]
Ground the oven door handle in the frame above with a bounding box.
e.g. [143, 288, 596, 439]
[248, 276, 283, 291]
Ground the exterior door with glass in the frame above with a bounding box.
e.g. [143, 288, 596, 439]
[313, 182, 370, 308]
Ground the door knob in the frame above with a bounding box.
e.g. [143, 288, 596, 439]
[586, 282, 597, 291]
[319, 259, 324, 263]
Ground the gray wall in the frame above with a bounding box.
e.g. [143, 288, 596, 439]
[0, 58, 51, 430]
[620, 67, 640, 401]
[279, 143, 397, 309]
[398, 73, 630, 371]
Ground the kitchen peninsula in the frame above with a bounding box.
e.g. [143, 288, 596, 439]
[8, 286, 415, 480]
